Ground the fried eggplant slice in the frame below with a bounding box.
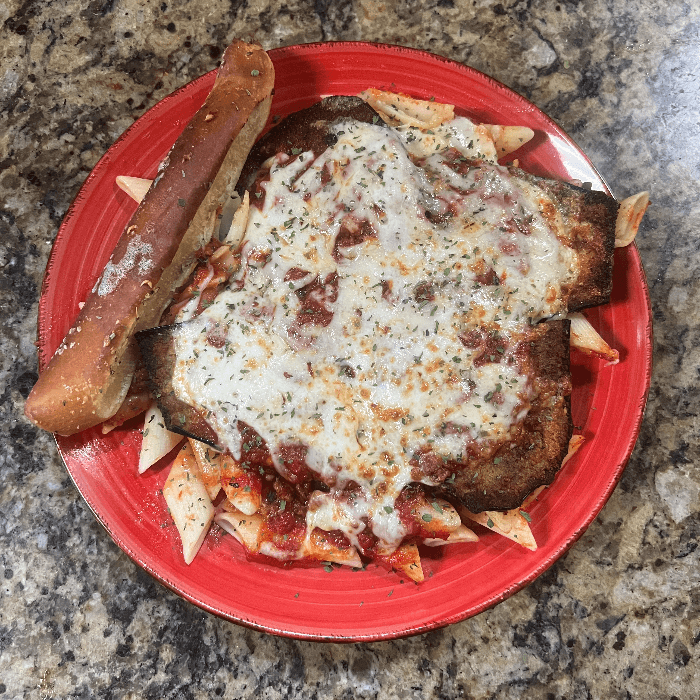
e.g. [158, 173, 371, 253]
[236, 95, 385, 193]
[139, 97, 618, 528]
[430, 320, 573, 513]
[136, 324, 221, 449]
[513, 171, 618, 311]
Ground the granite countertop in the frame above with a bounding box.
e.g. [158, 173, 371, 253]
[1, 0, 697, 698]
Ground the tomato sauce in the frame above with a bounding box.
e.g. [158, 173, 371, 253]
[293, 272, 339, 327]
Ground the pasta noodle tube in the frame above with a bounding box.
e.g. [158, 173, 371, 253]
[357, 88, 454, 128]
[615, 191, 649, 247]
[138, 403, 183, 473]
[303, 528, 362, 568]
[215, 509, 263, 552]
[561, 434, 586, 467]
[410, 497, 462, 538]
[480, 124, 535, 158]
[116, 176, 151, 203]
[376, 543, 424, 583]
[162, 442, 215, 564]
[188, 439, 223, 501]
[397, 486, 462, 540]
[423, 524, 479, 547]
[459, 506, 537, 551]
[568, 312, 619, 364]
[221, 190, 250, 246]
[219, 454, 263, 516]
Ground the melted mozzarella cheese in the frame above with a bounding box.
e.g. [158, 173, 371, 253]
[172, 117, 576, 553]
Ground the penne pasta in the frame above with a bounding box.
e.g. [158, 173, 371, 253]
[410, 496, 462, 538]
[615, 191, 649, 247]
[188, 438, 222, 501]
[217, 507, 363, 569]
[215, 508, 264, 552]
[219, 453, 263, 516]
[358, 89, 534, 168]
[139, 403, 183, 473]
[561, 434, 586, 467]
[460, 506, 537, 551]
[303, 528, 362, 568]
[116, 175, 152, 203]
[423, 524, 479, 547]
[568, 312, 620, 364]
[376, 542, 424, 583]
[222, 190, 250, 245]
[358, 88, 454, 128]
[480, 124, 535, 158]
[162, 442, 215, 564]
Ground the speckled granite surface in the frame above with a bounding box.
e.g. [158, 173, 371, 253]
[1, 0, 698, 698]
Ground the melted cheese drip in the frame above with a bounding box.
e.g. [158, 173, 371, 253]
[172, 117, 575, 553]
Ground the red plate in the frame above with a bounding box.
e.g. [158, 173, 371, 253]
[38, 43, 652, 641]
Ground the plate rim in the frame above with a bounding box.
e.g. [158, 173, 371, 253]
[37, 41, 653, 642]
